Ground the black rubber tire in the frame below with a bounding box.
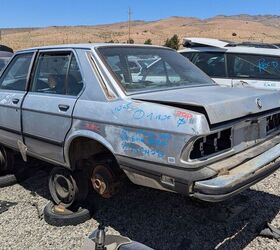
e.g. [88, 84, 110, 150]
[49, 167, 89, 208]
[0, 174, 17, 188]
[0, 146, 14, 175]
[43, 201, 91, 227]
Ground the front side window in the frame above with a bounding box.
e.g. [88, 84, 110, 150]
[0, 53, 33, 91]
[227, 53, 280, 80]
[98, 47, 213, 94]
[31, 52, 83, 96]
[191, 52, 226, 77]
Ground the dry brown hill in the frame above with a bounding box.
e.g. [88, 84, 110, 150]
[2, 15, 280, 51]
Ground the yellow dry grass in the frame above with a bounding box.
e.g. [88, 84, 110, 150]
[1, 16, 280, 51]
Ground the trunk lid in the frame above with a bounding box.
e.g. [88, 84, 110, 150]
[131, 86, 280, 125]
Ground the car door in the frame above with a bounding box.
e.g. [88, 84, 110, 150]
[227, 53, 280, 90]
[0, 52, 34, 149]
[22, 50, 83, 163]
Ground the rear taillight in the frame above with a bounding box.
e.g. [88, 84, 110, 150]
[190, 128, 232, 160]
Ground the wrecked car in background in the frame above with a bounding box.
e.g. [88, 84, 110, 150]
[0, 45, 13, 72]
[0, 44, 280, 207]
[179, 37, 280, 90]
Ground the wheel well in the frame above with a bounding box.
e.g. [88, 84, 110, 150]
[68, 137, 116, 170]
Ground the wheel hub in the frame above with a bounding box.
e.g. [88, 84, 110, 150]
[91, 164, 117, 198]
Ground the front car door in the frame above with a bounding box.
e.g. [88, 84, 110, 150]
[0, 52, 34, 149]
[227, 53, 280, 90]
[22, 49, 84, 163]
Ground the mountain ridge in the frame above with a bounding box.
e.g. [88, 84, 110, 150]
[1, 14, 280, 50]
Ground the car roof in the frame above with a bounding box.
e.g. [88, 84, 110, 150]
[179, 37, 280, 56]
[0, 45, 13, 53]
[18, 43, 169, 53]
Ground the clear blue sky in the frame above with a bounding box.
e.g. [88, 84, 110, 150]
[1, 0, 280, 28]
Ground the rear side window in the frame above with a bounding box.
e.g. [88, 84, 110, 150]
[227, 53, 280, 80]
[0, 53, 33, 91]
[31, 52, 83, 96]
[192, 52, 226, 77]
[180, 52, 194, 60]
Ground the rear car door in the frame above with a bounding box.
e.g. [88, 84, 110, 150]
[0, 52, 34, 149]
[22, 50, 84, 163]
[227, 53, 280, 90]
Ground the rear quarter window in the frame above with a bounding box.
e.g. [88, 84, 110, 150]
[227, 53, 280, 80]
[180, 52, 194, 60]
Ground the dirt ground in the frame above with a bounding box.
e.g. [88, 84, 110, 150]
[0, 158, 280, 250]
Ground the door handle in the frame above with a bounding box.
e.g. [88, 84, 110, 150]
[12, 98, 20, 104]
[58, 104, 70, 112]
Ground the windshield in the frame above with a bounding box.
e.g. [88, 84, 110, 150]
[97, 46, 214, 94]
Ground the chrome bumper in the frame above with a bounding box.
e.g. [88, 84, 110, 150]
[193, 139, 280, 202]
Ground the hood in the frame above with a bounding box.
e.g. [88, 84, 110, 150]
[132, 86, 280, 125]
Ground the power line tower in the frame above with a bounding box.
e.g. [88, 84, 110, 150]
[128, 7, 132, 43]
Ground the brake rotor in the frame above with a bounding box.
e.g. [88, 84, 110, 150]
[91, 164, 118, 198]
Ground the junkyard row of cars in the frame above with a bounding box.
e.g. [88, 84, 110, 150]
[1, 38, 280, 227]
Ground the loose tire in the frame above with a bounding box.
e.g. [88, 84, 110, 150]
[49, 167, 88, 208]
[0, 146, 14, 175]
[0, 174, 17, 188]
[43, 201, 91, 226]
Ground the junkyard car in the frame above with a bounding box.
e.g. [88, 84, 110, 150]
[0, 44, 280, 206]
[179, 37, 280, 90]
[0, 45, 13, 72]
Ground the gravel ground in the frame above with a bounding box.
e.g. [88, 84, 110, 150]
[0, 158, 280, 250]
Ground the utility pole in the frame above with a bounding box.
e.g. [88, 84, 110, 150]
[128, 7, 132, 43]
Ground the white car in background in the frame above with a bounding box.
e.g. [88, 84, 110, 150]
[179, 37, 280, 90]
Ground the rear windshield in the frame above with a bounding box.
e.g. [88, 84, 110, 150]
[97, 47, 213, 94]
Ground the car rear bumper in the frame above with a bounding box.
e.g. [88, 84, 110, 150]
[117, 135, 280, 202]
[192, 140, 280, 202]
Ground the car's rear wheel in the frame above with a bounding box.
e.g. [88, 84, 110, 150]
[49, 167, 88, 208]
[88, 156, 122, 198]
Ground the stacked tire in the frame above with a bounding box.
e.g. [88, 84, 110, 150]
[43, 201, 92, 226]
[44, 167, 92, 227]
